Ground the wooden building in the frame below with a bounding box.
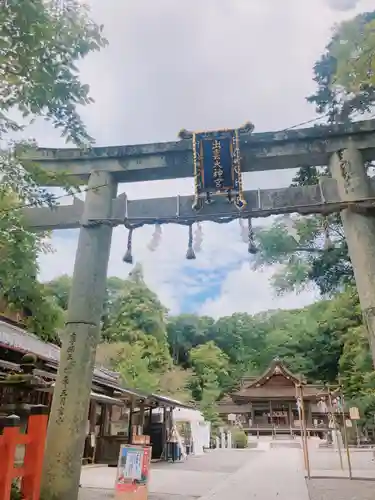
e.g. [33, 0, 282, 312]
[0, 314, 191, 464]
[217, 358, 330, 437]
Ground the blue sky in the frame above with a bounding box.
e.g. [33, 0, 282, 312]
[33, 0, 375, 318]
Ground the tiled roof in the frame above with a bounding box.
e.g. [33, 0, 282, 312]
[0, 319, 119, 385]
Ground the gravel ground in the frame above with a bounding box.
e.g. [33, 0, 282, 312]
[307, 478, 375, 500]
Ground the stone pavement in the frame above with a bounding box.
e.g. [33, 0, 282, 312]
[80, 447, 310, 499]
[79, 441, 375, 499]
[199, 448, 309, 500]
[80, 450, 250, 499]
[307, 479, 375, 500]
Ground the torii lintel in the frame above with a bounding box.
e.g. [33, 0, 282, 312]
[22, 177, 375, 231]
[20, 119, 375, 184]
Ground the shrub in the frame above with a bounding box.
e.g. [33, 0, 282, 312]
[232, 428, 248, 449]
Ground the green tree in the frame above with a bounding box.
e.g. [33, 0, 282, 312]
[44, 274, 72, 311]
[0, 192, 65, 341]
[211, 313, 268, 375]
[253, 211, 352, 296]
[102, 269, 172, 386]
[158, 367, 193, 403]
[44, 274, 129, 330]
[339, 325, 373, 399]
[0, 0, 107, 342]
[166, 314, 214, 365]
[103, 268, 168, 345]
[189, 341, 230, 423]
[0, 0, 107, 145]
[266, 11, 375, 298]
[190, 341, 230, 380]
[259, 288, 361, 384]
[102, 276, 130, 329]
[339, 324, 375, 430]
[330, 12, 375, 95]
[307, 10, 375, 123]
[114, 342, 160, 393]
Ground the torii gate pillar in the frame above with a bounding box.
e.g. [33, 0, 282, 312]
[330, 146, 375, 365]
[41, 171, 117, 500]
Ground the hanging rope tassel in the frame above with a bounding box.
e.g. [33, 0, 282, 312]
[248, 217, 258, 254]
[193, 223, 203, 252]
[123, 227, 134, 263]
[239, 218, 248, 243]
[323, 216, 334, 251]
[186, 224, 196, 260]
[147, 223, 162, 251]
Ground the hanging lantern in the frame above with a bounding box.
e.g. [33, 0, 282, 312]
[123, 227, 134, 264]
[186, 224, 196, 260]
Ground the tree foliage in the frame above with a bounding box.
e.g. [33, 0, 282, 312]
[259, 10, 375, 299]
[307, 10, 375, 123]
[102, 268, 169, 346]
[0, 0, 107, 144]
[95, 270, 172, 393]
[253, 211, 352, 296]
[42, 266, 373, 431]
[0, 0, 107, 340]
[0, 191, 65, 340]
[188, 342, 229, 424]
[166, 314, 214, 366]
[44, 274, 129, 331]
[330, 13, 375, 95]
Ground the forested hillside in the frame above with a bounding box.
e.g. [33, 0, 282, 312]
[39, 269, 375, 431]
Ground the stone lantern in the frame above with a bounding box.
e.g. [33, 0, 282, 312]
[0, 353, 51, 417]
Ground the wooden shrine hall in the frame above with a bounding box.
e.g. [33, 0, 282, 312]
[217, 358, 331, 437]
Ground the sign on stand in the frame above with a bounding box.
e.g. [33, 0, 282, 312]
[349, 407, 360, 420]
[115, 445, 151, 499]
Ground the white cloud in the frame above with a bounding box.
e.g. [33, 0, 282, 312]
[199, 265, 320, 318]
[35, 0, 373, 317]
[326, 0, 361, 11]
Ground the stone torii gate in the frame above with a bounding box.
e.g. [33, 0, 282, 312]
[23, 119, 375, 499]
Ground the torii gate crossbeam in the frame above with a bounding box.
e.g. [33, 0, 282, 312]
[22, 119, 375, 500]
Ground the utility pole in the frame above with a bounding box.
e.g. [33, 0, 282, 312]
[330, 145, 375, 366]
[41, 171, 117, 500]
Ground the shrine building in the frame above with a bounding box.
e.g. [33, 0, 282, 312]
[217, 358, 330, 437]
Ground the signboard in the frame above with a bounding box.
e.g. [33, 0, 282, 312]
[115, 445, 151, 499]
[349, 407, 360, 420]
[191, 127, 248, 210]
[345, 419, 353, 428]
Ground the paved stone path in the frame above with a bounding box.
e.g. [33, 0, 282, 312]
[80, 448, 309, 499]
[199, 448, 309, 500]
[79, 445, 375, 499]
[80, 450, 249, 499]
[307, 478, 375, 500]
